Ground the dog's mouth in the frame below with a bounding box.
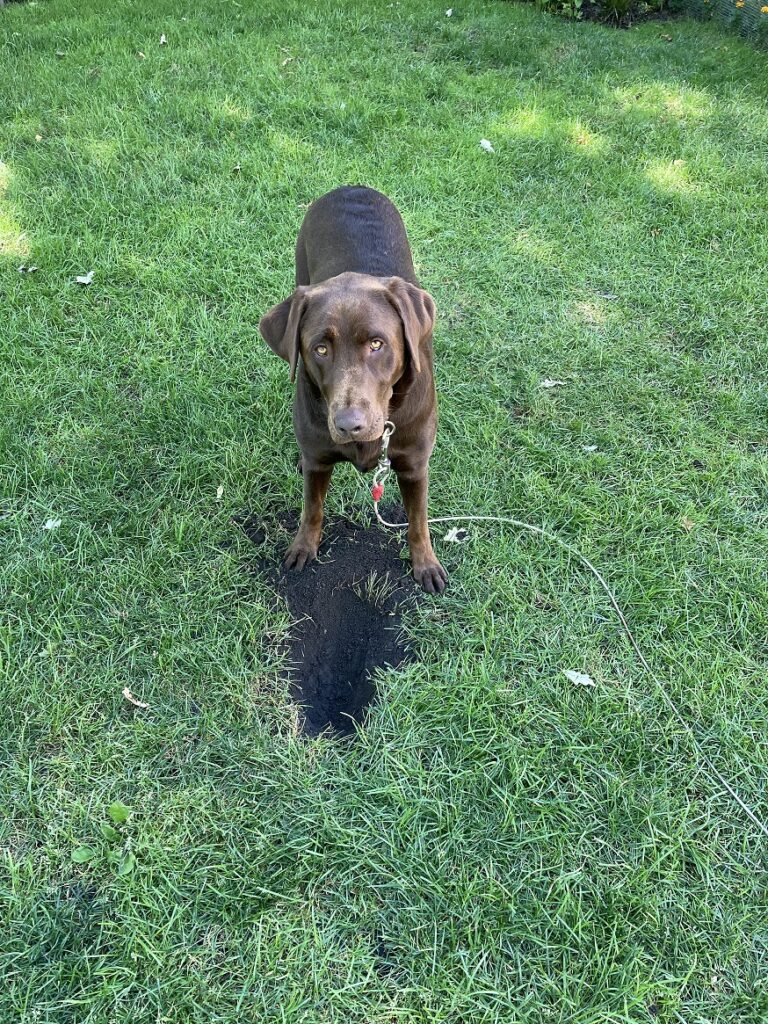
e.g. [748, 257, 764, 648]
[329, 428, 385, 446]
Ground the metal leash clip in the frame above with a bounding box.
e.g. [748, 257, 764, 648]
[371, 420, 395, 503]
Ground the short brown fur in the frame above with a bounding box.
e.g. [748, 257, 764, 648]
[259, 185, 447, 593]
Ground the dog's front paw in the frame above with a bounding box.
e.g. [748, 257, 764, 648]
[284, 537, 318, 572]
[413, 558, 448, 595]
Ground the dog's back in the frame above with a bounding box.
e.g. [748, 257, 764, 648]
[296, 185, 417, 287]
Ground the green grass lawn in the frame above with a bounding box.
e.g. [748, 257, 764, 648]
[2, 0, 768, 1020]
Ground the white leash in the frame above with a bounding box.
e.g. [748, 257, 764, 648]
[369, 421, 768, 839]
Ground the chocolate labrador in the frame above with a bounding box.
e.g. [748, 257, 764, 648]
[259, 185, 447, 593]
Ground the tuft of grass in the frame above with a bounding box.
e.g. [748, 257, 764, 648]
[352, 569, 399, 610]
[2, 0, 768, 1021]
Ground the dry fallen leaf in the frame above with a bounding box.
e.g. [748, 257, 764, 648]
[216, 485, 224, 501]
[443, 527, 469, 543]
[539, 378, 566, 389]
[479, 138, 495, 154]
[563, 669, 596, 688]
[76, 270, 94, 286]
[281, 55, 294, 66]
[160, 33, 167, 45]
[122, 687, 149, 709]
[582, 444, 598, 453]
[446, 7, 454, 14]
[137, 51, 146, 59]
[673, 158, 685, 167]
[661, 34, 673, 41]
[43, 518, 62, 530]
[681, 516, 695, 532]
[35, 133, 43, 141]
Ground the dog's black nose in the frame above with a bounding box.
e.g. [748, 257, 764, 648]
[333, 407, 368, 439]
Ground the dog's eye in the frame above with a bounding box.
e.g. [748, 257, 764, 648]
[314, 344, 328, 357]
[370, 338, 384, 352]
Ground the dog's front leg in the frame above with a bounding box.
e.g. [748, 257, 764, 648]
[284, 461, 333, 571]
[396, 469, 448, 594]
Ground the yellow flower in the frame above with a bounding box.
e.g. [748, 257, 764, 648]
[762, 4, 768, 11]
[735, 1, 744, 7]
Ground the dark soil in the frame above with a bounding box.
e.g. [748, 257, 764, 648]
[579, 0, 681, 27]
[239, 511, 419, 737]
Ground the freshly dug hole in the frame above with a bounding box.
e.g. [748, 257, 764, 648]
[241, 515, 418, 736]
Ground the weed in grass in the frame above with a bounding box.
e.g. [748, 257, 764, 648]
[353, 569, 400, 611]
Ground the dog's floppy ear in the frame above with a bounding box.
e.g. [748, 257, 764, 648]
[385, 278, 436, 374]
[259, 286, 308, 383]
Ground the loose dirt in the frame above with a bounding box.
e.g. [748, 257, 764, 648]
[240, 513, 418, 736]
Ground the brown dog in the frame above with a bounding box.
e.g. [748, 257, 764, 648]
[259, 185, 447, 593]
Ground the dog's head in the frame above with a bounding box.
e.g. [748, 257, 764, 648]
[259, 272, 435, 444]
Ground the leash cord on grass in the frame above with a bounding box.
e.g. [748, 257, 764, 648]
[373, 501, 768, 840]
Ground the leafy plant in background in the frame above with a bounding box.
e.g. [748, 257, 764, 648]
[532, 0, 667, 23]
[71, 801, 136, 876]
[533, 0, 582, 18]
[552, 0, 584, 19]
[527, 0, 768, 37]
[616, 0, 671, 16]
[598, 0, 636, 22]
[691, 0, 768, 41]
